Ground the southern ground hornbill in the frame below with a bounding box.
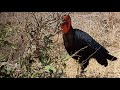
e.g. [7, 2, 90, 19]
[60, 15, 117, 74]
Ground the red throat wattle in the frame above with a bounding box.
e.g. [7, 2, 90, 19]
[60, 15, 71, 33]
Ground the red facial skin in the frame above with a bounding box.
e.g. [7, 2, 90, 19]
[60, 15, 71, 33]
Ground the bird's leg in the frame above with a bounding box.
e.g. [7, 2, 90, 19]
[76, 56, 84, 78]
[79, 64, 87, 77]
[79, 60, 89, 77]
[76, 58, 81, 78]
[76, 57, 89, 78]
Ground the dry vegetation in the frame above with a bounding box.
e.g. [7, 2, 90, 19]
[0, 12, 120, 78]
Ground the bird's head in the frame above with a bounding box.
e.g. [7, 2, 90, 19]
[60, 15, 72, 33]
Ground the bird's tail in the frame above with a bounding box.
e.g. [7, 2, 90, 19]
[106, 53, 117, 61]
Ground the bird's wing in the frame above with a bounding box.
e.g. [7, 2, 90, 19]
[74, 29, 109, 53]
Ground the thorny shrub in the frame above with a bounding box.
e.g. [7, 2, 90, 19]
[0, 12, 72, 78]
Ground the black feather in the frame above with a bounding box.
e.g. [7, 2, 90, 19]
[63, 28, 117, 70]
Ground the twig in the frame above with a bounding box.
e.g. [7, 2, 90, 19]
[63, 46, 88, 61]
[81, 46, 102, 66]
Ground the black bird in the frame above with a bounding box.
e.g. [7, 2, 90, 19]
[60, 15, 117, 73]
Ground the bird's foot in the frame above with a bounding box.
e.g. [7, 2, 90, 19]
[81, 70, 87, 74]
[76, 70, 87, 78]
[80, 70, 87, 78]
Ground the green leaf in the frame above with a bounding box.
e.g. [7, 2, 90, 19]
[44, 65, 56, 73]
[31, 73, 38, 78]
[63, 54, 71, 61]
[6, 66, 13, 74]
[0, 38, 3, 40]
[4, 26, 12, 32]
[10, 44, 17, 49]
[0, 54, 8, 62]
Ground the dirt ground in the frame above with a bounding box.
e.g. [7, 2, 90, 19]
[65, 12, 120, 78]
[0, 12, 120, 78]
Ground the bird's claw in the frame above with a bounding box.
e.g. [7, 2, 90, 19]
[76, 70, 87, 78]
[80, 70, 87, 78]
[81, 70, 87, 74]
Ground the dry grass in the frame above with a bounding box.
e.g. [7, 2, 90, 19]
[0, 12, 120, 78]
[66, 12, 120, 78]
